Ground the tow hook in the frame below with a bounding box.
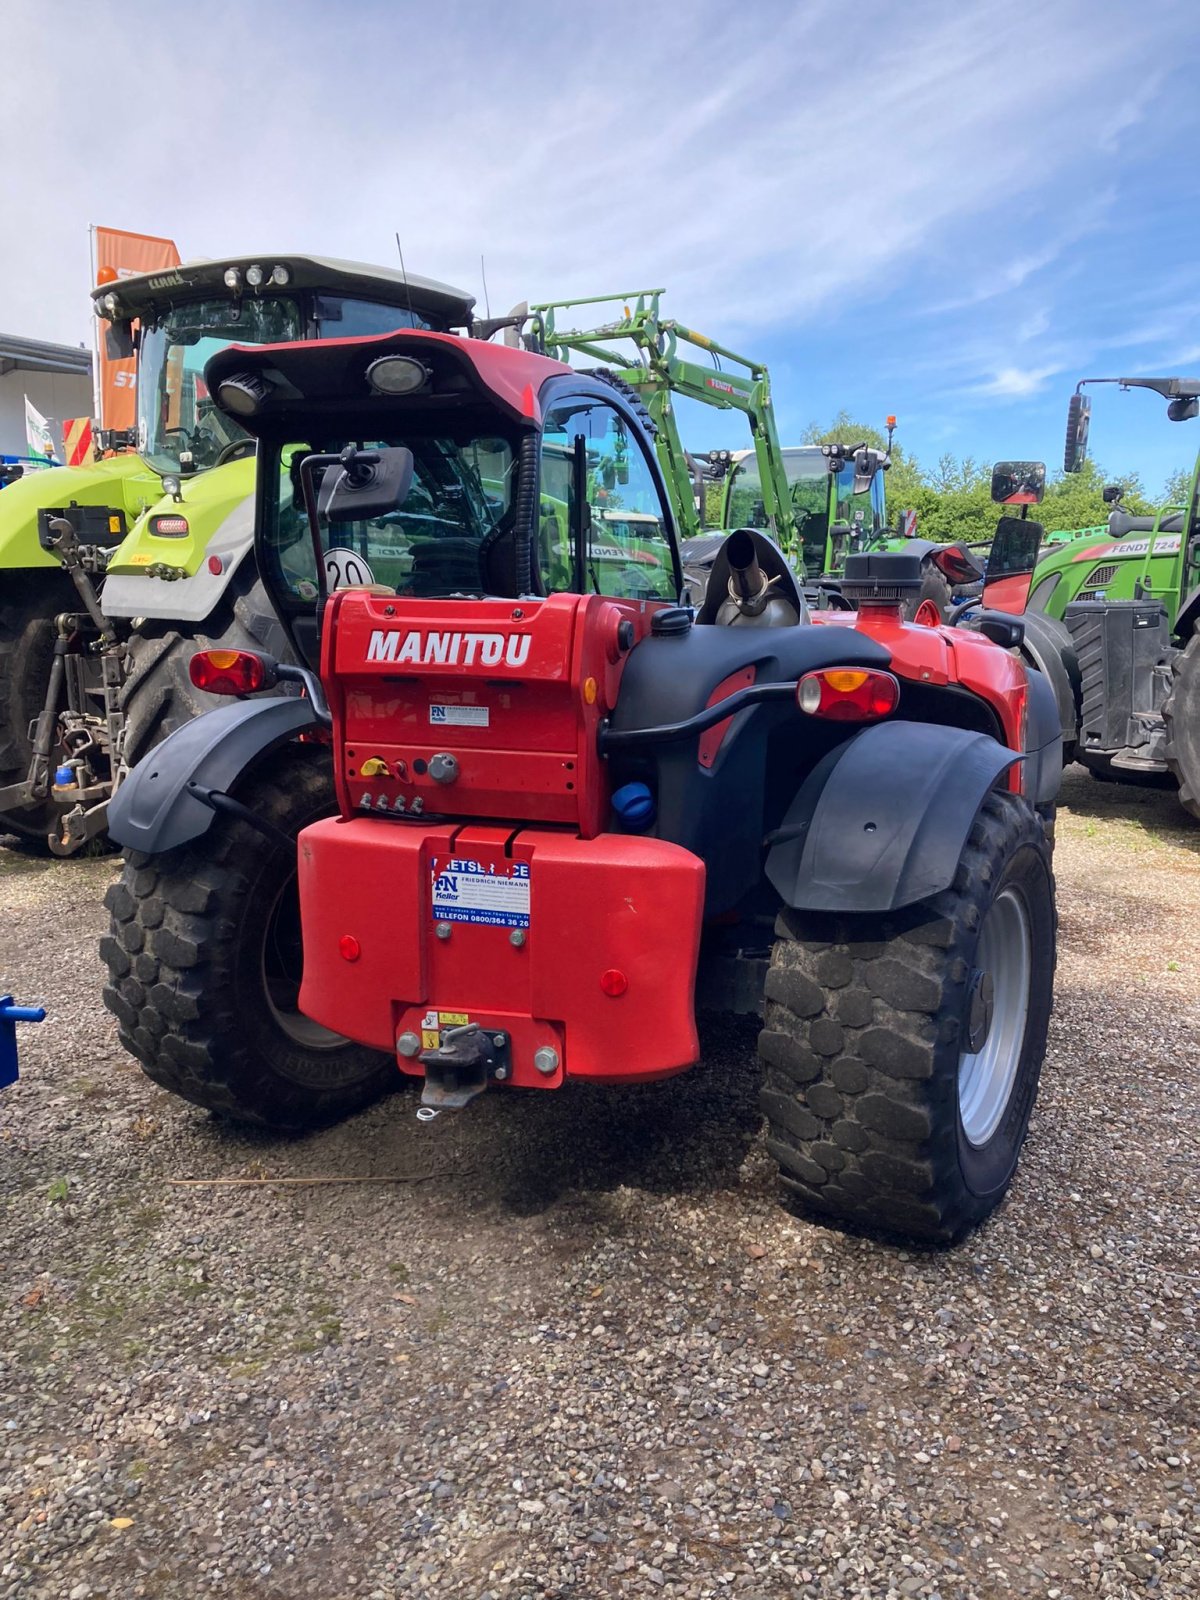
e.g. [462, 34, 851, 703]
[417, 1023, 510, 1113]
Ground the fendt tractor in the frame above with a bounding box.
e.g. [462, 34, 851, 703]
[102, 325, 1062, 1245]
[1021, 379, 1200, 817]
[0, 254, 475, 853]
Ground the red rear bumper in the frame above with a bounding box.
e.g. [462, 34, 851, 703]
[297, 819, 706, 1088]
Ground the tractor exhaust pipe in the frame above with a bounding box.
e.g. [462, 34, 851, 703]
[726, 528, 771, 614]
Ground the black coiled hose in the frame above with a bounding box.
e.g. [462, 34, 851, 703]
[513, 430, 539, 596]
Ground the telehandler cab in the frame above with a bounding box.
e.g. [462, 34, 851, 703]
[102, 326, 1062, 1244]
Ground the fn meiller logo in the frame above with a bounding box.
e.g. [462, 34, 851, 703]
[366, 629, 532, 667]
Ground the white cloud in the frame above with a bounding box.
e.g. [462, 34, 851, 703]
[977, 365, 1065, 399]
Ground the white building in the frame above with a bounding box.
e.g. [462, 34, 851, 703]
[0, 334, 93, 459]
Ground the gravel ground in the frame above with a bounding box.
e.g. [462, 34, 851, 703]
[1, 767, 1197, 1599]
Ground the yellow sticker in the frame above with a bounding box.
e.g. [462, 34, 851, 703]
[130, 553, 153, 565]
[108, 515, 122, 534]
[438, 1011, 469, 1026]
[421, 1029, 439, 1049]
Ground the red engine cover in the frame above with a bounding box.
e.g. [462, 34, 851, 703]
[297, 818, 706, 1086]
[322, 591, 655, 835]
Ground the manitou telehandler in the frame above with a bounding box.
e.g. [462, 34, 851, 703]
[101, 325, 1062, 1245]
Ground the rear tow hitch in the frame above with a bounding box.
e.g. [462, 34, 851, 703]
[418, 1023, 510, 1113]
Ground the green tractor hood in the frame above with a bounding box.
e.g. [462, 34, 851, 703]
[0, 454, 160, 571]
[100, 456, 258, 622]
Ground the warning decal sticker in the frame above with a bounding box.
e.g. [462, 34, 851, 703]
[430, 857, 530, 928]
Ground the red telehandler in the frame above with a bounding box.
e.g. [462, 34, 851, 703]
[101, 326, 1062, 1243]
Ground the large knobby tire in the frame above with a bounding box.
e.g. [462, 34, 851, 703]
[119, 557, 296, 772]
[0, 569, 82, 849]
[1163, 633, 1200, 822]
[759, 791, 1055, 1245]
[100, 747, 395, 1128]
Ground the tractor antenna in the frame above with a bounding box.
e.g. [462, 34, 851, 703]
[480, 255, 492, 320]
[394, 232, 416, 326]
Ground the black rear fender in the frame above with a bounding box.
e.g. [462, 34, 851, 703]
[106, 698, 324, 854]
[766, 721, 1022, 914]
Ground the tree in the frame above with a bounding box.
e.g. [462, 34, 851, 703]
[1162, 465, 1194, 505]
[797, 414, 1163, 542]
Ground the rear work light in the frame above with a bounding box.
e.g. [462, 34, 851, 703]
[150, 514, 189, 537]
[797, 668, 899, 721]
[189, 648, 275, 695]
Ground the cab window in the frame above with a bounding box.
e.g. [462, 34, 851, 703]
[539, 398, 676, 601]
[313, 297, 436, 338]
[263, 434, 518, 603]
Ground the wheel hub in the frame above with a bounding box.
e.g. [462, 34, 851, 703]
[966, 969, 994, 1053]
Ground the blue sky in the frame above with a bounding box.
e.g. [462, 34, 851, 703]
[3, 0, 1198, 494]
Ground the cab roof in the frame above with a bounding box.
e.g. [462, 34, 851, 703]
[91, 253, 475, 326]
[204, 327, 573, 433]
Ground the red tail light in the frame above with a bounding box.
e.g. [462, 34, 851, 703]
[797, 668, 899, 721]
[189, 648, 270, 695]
[150, 514, 189, 537]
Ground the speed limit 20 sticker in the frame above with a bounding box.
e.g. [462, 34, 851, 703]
[324, 547, 376, 588]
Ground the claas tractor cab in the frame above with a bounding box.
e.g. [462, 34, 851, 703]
[102, 326, 1063, 1245]
[0, 254, 473, 855]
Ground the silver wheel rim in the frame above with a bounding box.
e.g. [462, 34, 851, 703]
[957, 887, 1031, 1148]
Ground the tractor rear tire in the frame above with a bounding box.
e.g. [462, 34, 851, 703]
[1163, 633, 1200, 822]
[0, 570, 79, 850]
[100, 745, 395, 1129]
[118, 557, 296, 773]
[902, 560, 952, 622]
[759, 790, 1055, 1245]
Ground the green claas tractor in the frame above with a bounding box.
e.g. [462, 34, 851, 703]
[0, 254, 475, 853]
[1020, 379, 1200, 816]
[101, 323, 1063, 1245]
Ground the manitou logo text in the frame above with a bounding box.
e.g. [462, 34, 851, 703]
[366, 629, 532, 667]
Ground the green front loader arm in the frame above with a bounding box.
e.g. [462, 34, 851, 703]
[526, 291, 800, 561]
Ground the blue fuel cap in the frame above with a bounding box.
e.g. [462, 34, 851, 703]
[612, 782, 656, 830]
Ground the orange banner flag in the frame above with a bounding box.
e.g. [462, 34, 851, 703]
[93, 226, 180, 432]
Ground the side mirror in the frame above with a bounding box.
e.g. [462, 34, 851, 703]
[982, 515, 1044, 614]
[930, 542, 986, 586]
[1064, 393, 1091, 473]
[990, 460, 1045, 505]
[315, 447, 415, 523]
[104, 319, 135, 360]
[1102, 483, 1123, 505]
[852, 446, 888, 496]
